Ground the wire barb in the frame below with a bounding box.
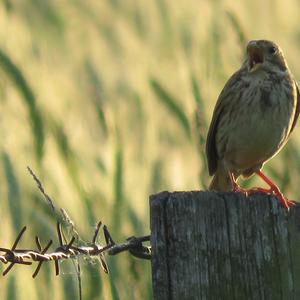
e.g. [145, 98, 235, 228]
[0, 221, 151, 277]
[0, 166, 152, 278]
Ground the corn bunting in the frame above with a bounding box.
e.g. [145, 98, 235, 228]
[206, 40, 300, 209]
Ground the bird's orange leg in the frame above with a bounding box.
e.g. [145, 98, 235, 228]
[248, 170, 296, 209]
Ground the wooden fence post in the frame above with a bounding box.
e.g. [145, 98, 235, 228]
[150, 191, 300, 300]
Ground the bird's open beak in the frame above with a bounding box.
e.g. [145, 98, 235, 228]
[248, 44, 264, 72]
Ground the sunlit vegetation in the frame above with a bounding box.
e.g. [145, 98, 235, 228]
[0, 0, 300, 299]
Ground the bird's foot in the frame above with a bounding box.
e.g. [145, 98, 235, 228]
[267, 185, 296, 210]
[229, 172, 249, 195]
[229, 170, 296, 210]
[246, 187, 272, 195]
[254, 170, 296, 210]
[246, 185, 296, 210]
[232, 183, 249, 195]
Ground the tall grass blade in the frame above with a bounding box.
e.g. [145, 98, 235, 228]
[150, 78, 191, 139]
[210, 6, 223, 77]
[51, 121, 96, 224]
[6, 275, 17, 300]
[34, 261, 53, 300]
[3, 0, 13, 12]
[131, 6, 147, 39]
[191, 75, 209, 187]
[51, 122, 79, 184]
[109, 272, 120, 300]
[226, 11, 247, 49]
[154, 0, 172, 39]
[191, 74, 207, 147]
[0, 49, 44, 161]
[112, 143, 124, 238]
[21, 0, 65, 35]
[127, 202, 144, 236]
[180, 24, 193, 57]
[98, 23, 122, 55]
[149, 159, 165, 193]
[108, 0, 120, 9]
[2, 153, 23, 233]
[84, 266, 103, 300]
[95, 158, 107, 175]
[62, 276, 78, 300]
[146, 268, 154, 300]
[191, 75, 203, 106]
[84, 60, 108, 136]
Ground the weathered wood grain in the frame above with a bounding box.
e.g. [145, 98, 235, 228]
[150, 191, 300, 300]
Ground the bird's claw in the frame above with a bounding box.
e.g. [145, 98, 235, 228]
[274, 193, 296, 210]
[244, 186, 296, 210]
[232, 186, 296, 210]
[246, 187, 271, 195]
[232, 187, 247, 194]
[232, 185, 249, 195]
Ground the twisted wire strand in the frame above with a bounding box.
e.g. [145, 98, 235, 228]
[0, 221, 150, 278]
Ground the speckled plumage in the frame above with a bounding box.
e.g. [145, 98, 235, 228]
[206, 40, 300, 192]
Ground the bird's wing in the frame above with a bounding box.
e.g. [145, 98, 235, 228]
[206, 68, 245, 176]
[288, 80, 300, 135]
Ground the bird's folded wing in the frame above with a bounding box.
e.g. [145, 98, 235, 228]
[206, 68, 245, 176]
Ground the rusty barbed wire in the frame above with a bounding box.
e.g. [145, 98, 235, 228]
[0, 167, 151, 278]
[0, 220, 151, 278]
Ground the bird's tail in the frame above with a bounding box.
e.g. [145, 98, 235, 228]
[209, 165, 232, 192]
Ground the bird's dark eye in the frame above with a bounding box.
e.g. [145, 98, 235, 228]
[269, 46, 277, 54]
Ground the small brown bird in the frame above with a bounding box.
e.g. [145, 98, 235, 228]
[206, 40, 300, 209]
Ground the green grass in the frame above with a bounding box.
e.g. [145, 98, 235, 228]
[0, 49, 44, 161]
[1, 0, 300, 299]
[150, 78, 191, 139]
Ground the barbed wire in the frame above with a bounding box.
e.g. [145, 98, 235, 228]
[0, 167, 151, 278]
[0, 220, 151, 278]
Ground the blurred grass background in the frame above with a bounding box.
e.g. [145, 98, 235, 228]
[1, 0, 300, 299]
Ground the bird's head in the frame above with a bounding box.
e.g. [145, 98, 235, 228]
[246, 40, 288, 73]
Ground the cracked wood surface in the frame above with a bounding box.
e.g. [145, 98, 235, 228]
[150, 191, 300, 300]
